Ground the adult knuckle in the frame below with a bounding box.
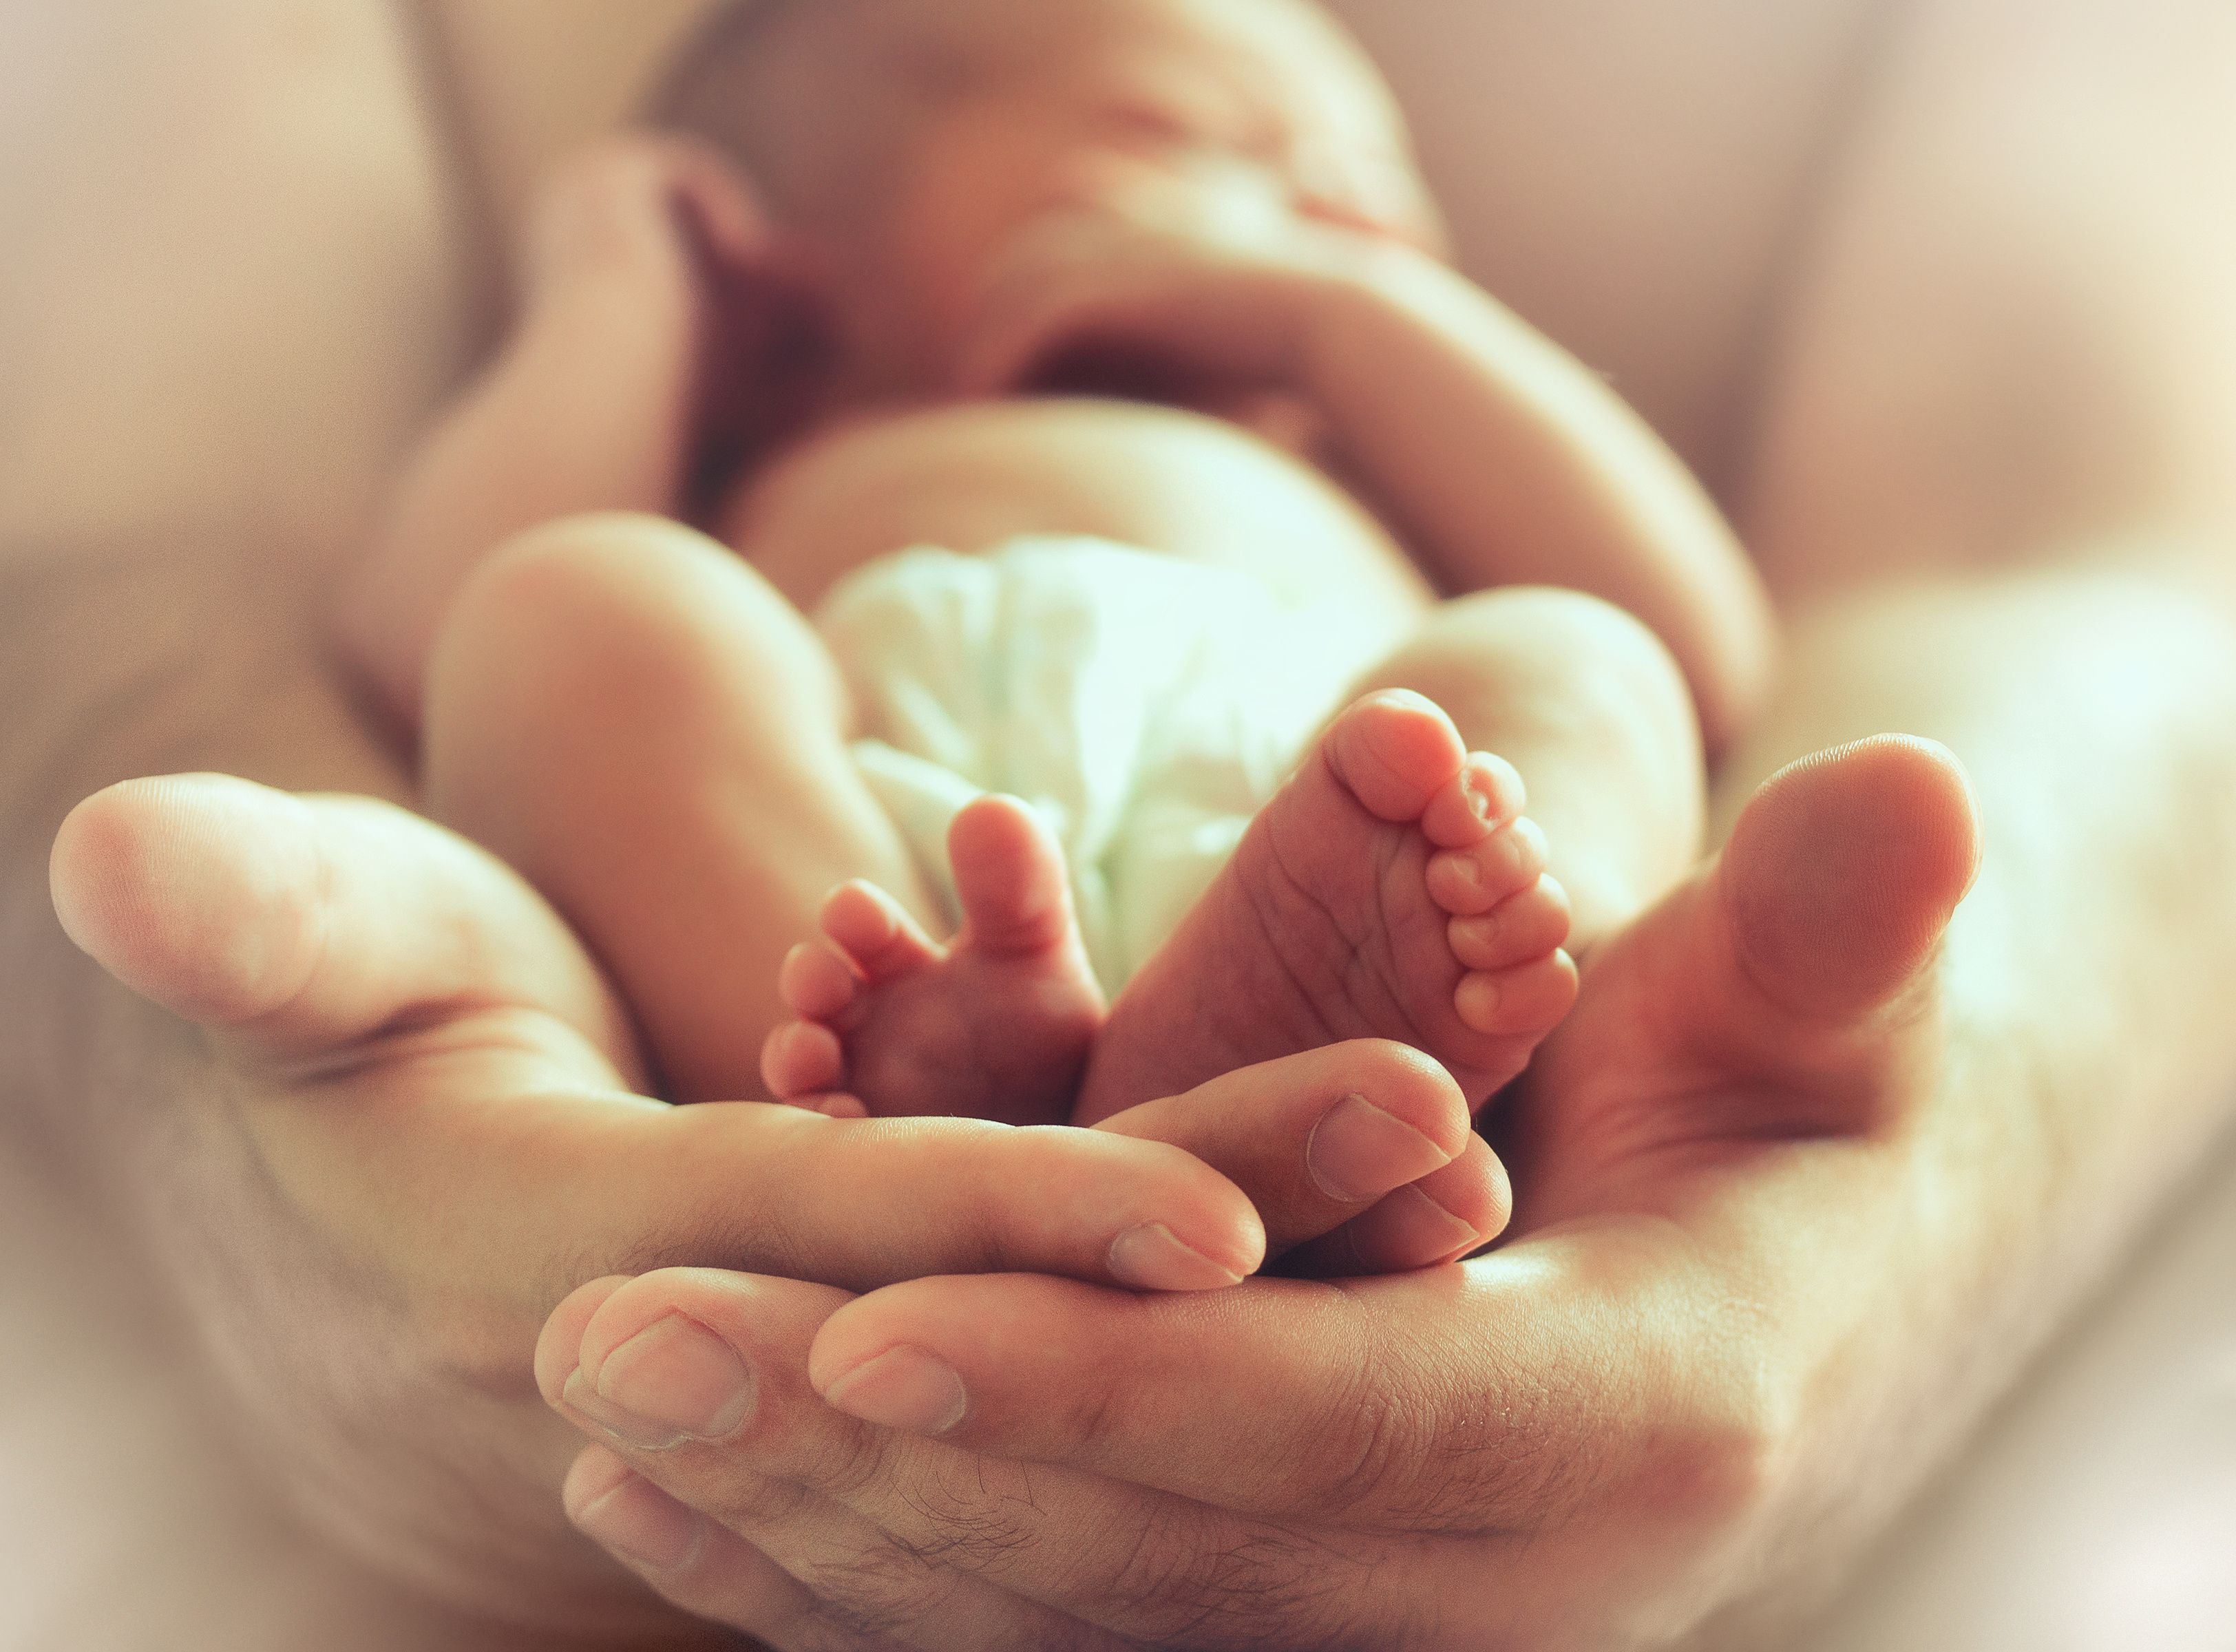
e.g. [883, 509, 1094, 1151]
[792, 1415, 894, 1503]
[710, 1470, 817, 1533]
[886, 1456, 1045, 1576]
[1314, 1358, 1443, 1517]
[1625, 1355, 1795, 1534]
[1311, 1330, 1559, 1535]
[1350, 1324, 1626, 1536]
[1116, 1521, 1374, 1650]
[788, 1543, 958, 1642]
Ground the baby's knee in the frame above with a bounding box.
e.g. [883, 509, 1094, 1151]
[1414, 587, 1694, 726]
[434, 513, 748, 705]
[1481, 586, 1684, 682]
[445, 511, 708, 648]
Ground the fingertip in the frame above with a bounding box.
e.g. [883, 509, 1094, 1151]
[536, 1275, 634, 1407]
[563, 1445, 707, 1574]
[560, 1443, 635, 1518]
[50, 774, 322, 1024]
[1004, 1125, 1266, 1289]
[1338, 1183, 1485, 1273]
[1422, 1135, 1511, 1249]
[1340, 1039, 1473, 1157]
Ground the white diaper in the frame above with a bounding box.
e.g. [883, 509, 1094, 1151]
[814, 538, 1367, 990]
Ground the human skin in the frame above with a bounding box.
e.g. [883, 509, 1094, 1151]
[528, 0, 2236, 1644]
[9, 0, 2236, 1647]
[0, 0, 1499, 1632]
[359, 0, 1765, 1122]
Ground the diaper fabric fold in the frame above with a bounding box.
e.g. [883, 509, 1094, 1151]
[816, 538, 1358, 989]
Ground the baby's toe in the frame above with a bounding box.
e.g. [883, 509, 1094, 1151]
[1448, 876, 1573, 972]
[820, 880, 940, 980]
[760, 1019, 846, 1100]
[1321, 692, 1471, 823]
[778, 941, 862, 1021]
[1426, 816, 1551, 916]
[1453, 950, 1579, 1038]
[1419, 753, 1526, 851]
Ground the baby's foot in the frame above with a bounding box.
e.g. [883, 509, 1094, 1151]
[760, 796, 1107, 1126]
[1073, 690, 1579, 1126]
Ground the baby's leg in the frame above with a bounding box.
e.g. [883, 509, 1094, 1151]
[422, 512, 935, 1105]
[1073, 589, 1700, 1134]
[1353, 586, 1705, 951]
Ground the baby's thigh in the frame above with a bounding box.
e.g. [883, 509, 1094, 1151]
[1357, 586, 1706, 931]
[1369, 587, 1691, 732]
[421, 510, 851, 843]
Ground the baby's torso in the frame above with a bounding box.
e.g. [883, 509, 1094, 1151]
[715, 396, 1433, 640]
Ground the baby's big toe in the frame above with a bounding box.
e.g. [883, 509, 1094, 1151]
[1320, 692, 1471, 823]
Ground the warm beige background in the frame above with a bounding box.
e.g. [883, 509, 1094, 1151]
[3, 2, 2232, 1648]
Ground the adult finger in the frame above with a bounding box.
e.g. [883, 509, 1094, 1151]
[807, 1227, 1758, 1534]
[50, 773, 635, 1072]
[545, 1276, 1141, 1652]
[1278, 1133, 1510, 1277]
[253, 1084, 1276, 1313]
[57, 780, 1273, 1302]
[542, 1271, 1411, 1651]
[1090, 1040, 1510, 1266]
[566, 1449, 1072, 1652]
[562, 1449, 886, 1652]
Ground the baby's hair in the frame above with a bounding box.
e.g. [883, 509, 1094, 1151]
[644, 0, 1016, 233]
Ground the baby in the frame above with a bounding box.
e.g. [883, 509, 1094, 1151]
[340, 0, 1772, 1267]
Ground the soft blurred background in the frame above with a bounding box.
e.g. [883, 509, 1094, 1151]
[2, 1, 2231, 1647]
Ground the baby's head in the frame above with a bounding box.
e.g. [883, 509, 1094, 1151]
[653, 0, 1444, 386]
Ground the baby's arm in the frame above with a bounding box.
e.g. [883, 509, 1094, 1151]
[964, 216, 1775, 750]
[1298, 257, 1775, 748]
[338, 138, 773, 727]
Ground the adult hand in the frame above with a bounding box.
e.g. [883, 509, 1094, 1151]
[51, 771, 1497, 1626]
[538, 737, 1992, 1649]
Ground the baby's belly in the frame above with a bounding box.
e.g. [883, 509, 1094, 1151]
[717, 398, 1433, 636]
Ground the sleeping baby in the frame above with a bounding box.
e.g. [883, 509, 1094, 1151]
[339, 0, 1774, 1273]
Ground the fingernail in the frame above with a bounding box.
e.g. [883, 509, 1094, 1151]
[566, 1315, 755, 1448]
[820, 1346, 969, 1436]
[1376, 1185, 1484, 1260]
[1462, 765, 1500, 823]
[1107, 1222, 1245, 1292]
[570, 1472, 706, 1572]
[1307, 1092, 1454, 1203]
